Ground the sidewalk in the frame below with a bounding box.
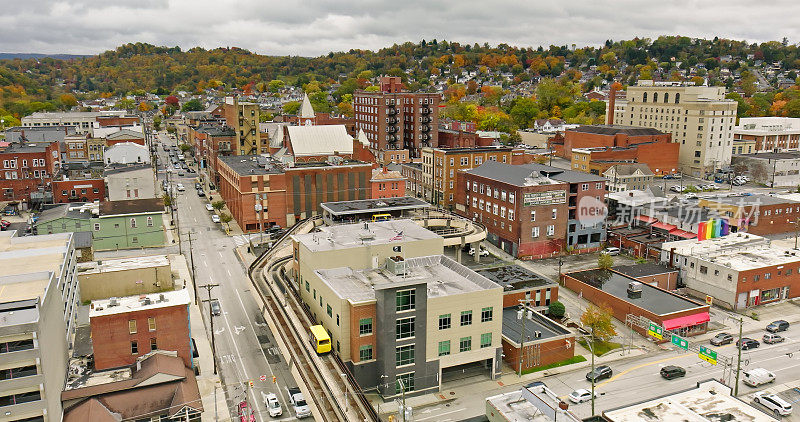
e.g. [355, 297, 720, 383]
[169, 254, 231, 422]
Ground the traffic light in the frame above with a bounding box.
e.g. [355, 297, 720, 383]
[272, 376, 277, 383]
[248, 380, 254, 388]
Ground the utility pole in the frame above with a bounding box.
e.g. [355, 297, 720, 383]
[517, 298, 534, 377]
[187, 231, 197, 302]
[734, 316, 744, 396]
[589, 327, 596, 417]
[200, 283, 220, 374]
[398, 378, 407, 422]
[794, 218, 799, 250]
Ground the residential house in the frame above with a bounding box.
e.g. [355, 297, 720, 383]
[104, 164, 157, 201]
[93, 198, 165, 250]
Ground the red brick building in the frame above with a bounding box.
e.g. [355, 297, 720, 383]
[0, 141, 61, 201]
[96, 115, 141, 127]
[570, 141, 680, 176]
[89, 290, 192, 370]
[456, 161, 606, 259]
[370, 167, 406, 199]
[105, 129, 146, 147]
[354, 76, 440, 159]
[698, 194, 800, 236]
[561, 125, 672, 160]
[501, 308, 575, 373]
[52, 178, 105, 203]
[64, 133, 89, 161]
[187, 124, 236, 186]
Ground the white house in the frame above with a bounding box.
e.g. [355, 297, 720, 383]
[105, 142, 151, 165]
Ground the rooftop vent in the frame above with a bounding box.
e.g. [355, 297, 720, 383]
[108, 297, 119, 307]
[386, 256, 407, 276]
[627, 281, 642, 298]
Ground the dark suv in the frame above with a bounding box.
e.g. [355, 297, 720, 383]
[736, 338, 760, 350]
[586, 365, 612, 382]
[710, 332, 734, 346]
[766, 320, 789, 333]
[660, 365, 686, 380]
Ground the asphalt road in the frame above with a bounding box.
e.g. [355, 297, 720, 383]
[153, 131, 299, 421]
[417, 322, 800, 420]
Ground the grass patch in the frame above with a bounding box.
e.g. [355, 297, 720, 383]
[577, 339, 622, 356]
[521, 355, 587, 375]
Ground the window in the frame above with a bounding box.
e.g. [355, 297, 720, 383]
[509, 193, 515, 203]
[94, 223, 100, 231]
[530, 210, 536, 221]
[461, 310, 473, 326]
[327, 304, 332, 317]
[508, 209, 514, 220]
[438, 340, 451, 356]
[480, 333, 492, 348]
[128, 320, 137, 334]
[146, 216, 153, 227]
[438, 314, 451, 330]
[459, 336, 472, 352]
[359, 318, 373, 335]
[699, 266, 707, 274]
[396, 317, 415, 339]
[581, 183, 589, 191]
[596, 182, 603, 190]
[552, 208, 557, 219]
[396, 345, 415, 366]
[547, 225, 555, 236]
[532, 227, 539, 238]
[481, 307, 493, 322]
[130, 218, 137, 228]
[396, 373, 414, 394]
[131, 341, 139, 354]
[150, 338, 158, 351]
[360, 345, 373, 361]
[396, 289, 415, 311]
[147, 317, 156, 331]
[305, 280, 310, 292]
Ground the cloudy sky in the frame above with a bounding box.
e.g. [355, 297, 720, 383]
[2, 0, 799, 57]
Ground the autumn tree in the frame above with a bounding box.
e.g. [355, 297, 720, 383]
[165, 96, 179, 107]
[283, 101, 301, 115]
[59, 94, 78, 109]
[580, 304, 617, 343]
[598, 253, 613, 270]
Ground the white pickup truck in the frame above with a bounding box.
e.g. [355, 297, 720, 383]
[287, 387, 312, 418]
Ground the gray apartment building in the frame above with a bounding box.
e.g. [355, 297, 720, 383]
[0, 231, 79, 421]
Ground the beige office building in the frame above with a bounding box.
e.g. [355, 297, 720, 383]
[608, 80, 737, 177]
[291, 220, 503, 398]
[223, 96, 266, 155]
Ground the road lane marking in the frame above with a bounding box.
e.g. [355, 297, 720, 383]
[417, 408, 463, 421]
[595, 353, 690, 389]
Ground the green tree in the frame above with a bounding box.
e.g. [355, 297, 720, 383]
[268, 80, 285, 92]
[212, 200, 226, 211]
[219, 213, 233, 230]
[162, 193, 173, 207]
[181, 99, 203, 111]
[580, 304, 617, 343]
[598, 253, 613, 270]
[548, 301, 566, 318]
[153, 115, 162, 130]
[179, 144, 191, 153]
[114, 99, 136, 111]
[283, 101, 301, 115]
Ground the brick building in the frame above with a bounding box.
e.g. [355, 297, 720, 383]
[501, 308, 574, 373]
[570, 141, 679, 177]
[104, 129, 146, 147]
[563, 125, 674, 172]
[354, 76, 440, 160]
[732, 117, 800, 154]
[697, 194, 800, 236]
[89, 290, 192, 370]
[0, 141, 61, 201]
[186, 124, 235, 186]
[52, 178, 105, 203]
[370, 167, 406, 199]
[421, 146, 518, 208]
[64, 133, 89, 161]
[477, 265, 559, 309]
[223, 96, 268, 155]
[456, 161, 606, 259]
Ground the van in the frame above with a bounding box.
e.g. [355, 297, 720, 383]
[743, 368, 775, 387]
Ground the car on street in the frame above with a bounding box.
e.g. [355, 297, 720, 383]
[684, 192, 698, 199]
[710, 332, 734, 346]
[743, 368, 776, 387]
[736, 338, 760, 350]
[288, 387, 312, 418]
[586, 365, 612, 382]
[754, 392, 793, 417]
[210, 299, 221, 316]
[660, 365, 686, 380]
[662, 174, 675, 179]
[197, 189, 205, 197]
[195, 183, 202, 190]
[468, 246, 490, 257]
[211, 214, 221, 224]
[262, 392, 283, 417]
[766, 320, 790, 333]
[669, 186, 685, 192]
[176, 183, 185, 192]
[601, 247, 620, 256]
[568, 389, 597, 404]
[206, 204, 214, 212]
[177, 171, 185, 176]
[763, 332, 785, 344]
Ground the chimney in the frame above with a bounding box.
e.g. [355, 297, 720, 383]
[607, 82, 622, 125]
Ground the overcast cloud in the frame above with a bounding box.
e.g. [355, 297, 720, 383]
[1, 0, 799, 57]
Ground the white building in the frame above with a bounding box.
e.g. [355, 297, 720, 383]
[21, 111, 128, 134]
[609, 81, 738, 177]
[603, 163, 654, 192]
[733, 117, 800, 154]
[104, 142, 151, 165]
[104, 164, 157, 201]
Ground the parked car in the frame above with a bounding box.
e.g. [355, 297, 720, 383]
[601, 247, 620, 256]
[669, 186, 685, 193]
[197, 189, 205, 197]
[194, 183, 202, 190]
[710, 332, 734, 346]
[763, 332, 785, 344]
[206, 204, 214, 212]
[586, 365, 613, 382]
[736, 338, 760, 350]
[660, 365, 686, 380]
[211, 214, 221, 224]
[743, 368, 776, 387]
[468, 246, 490, 257]
[684, 192, 698, 199]
[210, 299, 221, 316]
[662, 173, 674, 179]
[766, 320, 790, 333]
[754, 392, 793, 417]
[568, 389, 597, 404]
[262, 392, 283, 417]
[288, 387, 312, 418]
[176, 183, 185, 192]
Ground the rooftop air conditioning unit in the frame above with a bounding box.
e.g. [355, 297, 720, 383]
[627, 281, 642, 298]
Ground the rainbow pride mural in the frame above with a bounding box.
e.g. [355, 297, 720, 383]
[697, 219, 729, 241]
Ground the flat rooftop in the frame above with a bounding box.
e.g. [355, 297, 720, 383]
[218, 155, 283, 176]
[320, 197, 431, 216]
[477, 265, 555, 292]
[0, 231, 72, 303]
[702, 193, 798, 207]
[502, 308, 571, 345]
[665, 233, 800, 271]
[734, 151, 800, 160]
[78, 255, 169, 275]
[565, 269, 705, 316]
[315, 255, 500, 303]
[614, 263, 676, 279]
[293, 219, 441, 253]
[486, 389, 569, 422]
[603, 380, 775, 422]
[90, 289, 190, 318]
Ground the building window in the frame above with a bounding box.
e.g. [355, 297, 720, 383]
[596, 182, 603, 190]
[508, 209, 515, 220]
[130, 218, 137, 228]
[396, 345, 415, 366]
[459, 336, 472, 352]
[481, 307, 493, 322]
[129, 320, 137, 334]
[146, 216, 153, 227]
[530, 211, 536, 221]
[439, 314, 451, 330]
[532, 227, 540, 238]
[327, 304, 333, 317]
[552, 208, 557, 219]
[150, 338, 158, 351]
[396, 317, 415, 339]
[582, 183, 589, 191]
[480, 333, 492, 348]
[396, 373, 414, 394]
[699, 266, 707, 274]
[359, 345, 373, 361]
[131, 341, 138, 354]
[461, 310, 473, 326]
[547, 225, 555, 236]
[94, 223, 100, 231]
[147, 317, 156, 331]
[438, 340, 451, 356]
[396, 289, 415, 311]
[359, 318, 373, 335]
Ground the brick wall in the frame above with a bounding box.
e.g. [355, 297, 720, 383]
[503, 286, 559, 308]
[501, 334, 575, 372]
[349, 303, 377, 363]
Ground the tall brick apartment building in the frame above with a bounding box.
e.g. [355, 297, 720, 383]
[223, 96, 269, 155]
[456, 161, 606, 258]
[0, 142, 61, 201]
[354, 76, 440, 160]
